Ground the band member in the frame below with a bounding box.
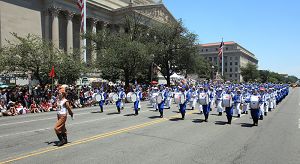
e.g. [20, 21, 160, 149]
[209, 86, 215, 111]
[54, 87, 73, 146]
[197, 86, 204, 114]
[133, 87, 141, 115]
[179, 87, 187, 119]
[242, 88, 250, 114]
[248, 89, 262, 126]
[116, 87, 125, 113]
[233, 89, 242, 117]
[259, 88, 266, 120]
[137, 87, 143, 111]
[98, 88, 106, 113]
[189, 87, 198, 110]
[202, 87, 210, 122]
[158, 86, 165, 118]
[215, 88, 223, 116]
[164, 87, 172, 109]
[222, 88, 234, 124]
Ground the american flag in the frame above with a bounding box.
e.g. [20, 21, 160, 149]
[77, 0, 85, 32]
[218, 41, 224, 61]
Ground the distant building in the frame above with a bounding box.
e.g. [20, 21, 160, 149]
[198, 41, 258, 82]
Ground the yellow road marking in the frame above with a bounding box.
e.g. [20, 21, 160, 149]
[0, 111, 195, 164]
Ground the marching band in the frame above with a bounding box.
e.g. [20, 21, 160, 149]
[87, 83, 289, 126]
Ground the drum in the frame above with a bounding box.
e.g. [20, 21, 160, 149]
[222, 94, 233, 107]
[95, 94, 102, 102]
[126, 92, 137, 103]
[198, 93, 209, 105]
[156, 93, 163, 104]
[250, 96, 260, 109]
[112, 94, 119, 102]
[174, 93, 181, 104]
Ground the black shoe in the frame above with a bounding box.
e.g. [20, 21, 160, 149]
[204, 119, 208, 122]
[62, 133, 68, 144]
[264, 112, 267, 116]
[118, 108, 121, 114]
[218, 112, 222, 116]
[200, 111, 203, 114]
[192, 107, 194, 110]
[56, 134, 65, 146]
[245, 111, 248, 114]
[237, 114, 241, 118]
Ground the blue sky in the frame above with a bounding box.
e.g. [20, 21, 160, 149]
[163, 0, 300, 78]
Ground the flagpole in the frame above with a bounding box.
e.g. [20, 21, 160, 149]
[83, 0, 87, 63]
[221, 38, 224, 77]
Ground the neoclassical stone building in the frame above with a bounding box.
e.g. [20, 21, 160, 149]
[0, 0, 176, 64]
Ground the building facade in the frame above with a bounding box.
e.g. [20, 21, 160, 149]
[198, 42, 258, 82]
[0, 0, 175, 64]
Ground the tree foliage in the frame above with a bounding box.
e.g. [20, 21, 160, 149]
[0, 33, 84, 85]
[241, 62, 259, 82]
[147, 20, 198, 85]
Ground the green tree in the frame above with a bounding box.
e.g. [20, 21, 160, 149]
[241, 63, 259, 82]
[147, 20, 198, 86]
[0, 33, 84, 85]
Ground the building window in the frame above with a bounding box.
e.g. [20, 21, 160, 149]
[235, 67, 238, 72]
[225, 68, 228, 72]
[235, 74, 238, 78]
[230, 68, 232, 72]
[230, 74, 232, 77]
[225, 63, 227, 66]
[201, 49, 203, 52]
[206, 49, 208, 52]
[226, 47, 228, 50]
[235, 62, 238, 65]
[230, 62, 232, 66]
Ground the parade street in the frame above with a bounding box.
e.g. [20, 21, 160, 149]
[0, 88, 299, 164]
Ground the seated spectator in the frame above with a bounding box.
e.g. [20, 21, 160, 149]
[15, 102, 26, 115]
[40, 99, 51, 112]
[30, 100, 41, 113]
[6, 101, 17, 116]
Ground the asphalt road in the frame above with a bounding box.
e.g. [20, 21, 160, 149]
[0, 88, 299, 164]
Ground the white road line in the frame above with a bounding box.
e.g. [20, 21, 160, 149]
[0, 112, 91, 126]
[0, 110, 150, 138]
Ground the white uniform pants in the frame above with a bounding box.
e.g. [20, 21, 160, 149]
[242, 103, 249, 113]
[234, 103, 241, 115]
[216, 100, 223, 113]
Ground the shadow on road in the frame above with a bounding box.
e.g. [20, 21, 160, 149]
[192, 119, 205, 123]
[215, 121, 228, 125]
[148, 116, 161, 119]
[91, 111, 102, 114]
[172, 111, 180, 113]
[169, 117, 183, 121]
[106, 112, 120, 115]
[124, 114, 135, 117]
[240, 123, 254, 128]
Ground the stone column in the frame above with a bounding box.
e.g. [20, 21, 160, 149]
[44, 10, 50, 41]
[91, 18, 98, 63]
[66, 12, 74, 54]
[51, 7, 60, 49]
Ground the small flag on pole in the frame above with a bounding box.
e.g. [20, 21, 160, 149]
[49, 66, 55, 78]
